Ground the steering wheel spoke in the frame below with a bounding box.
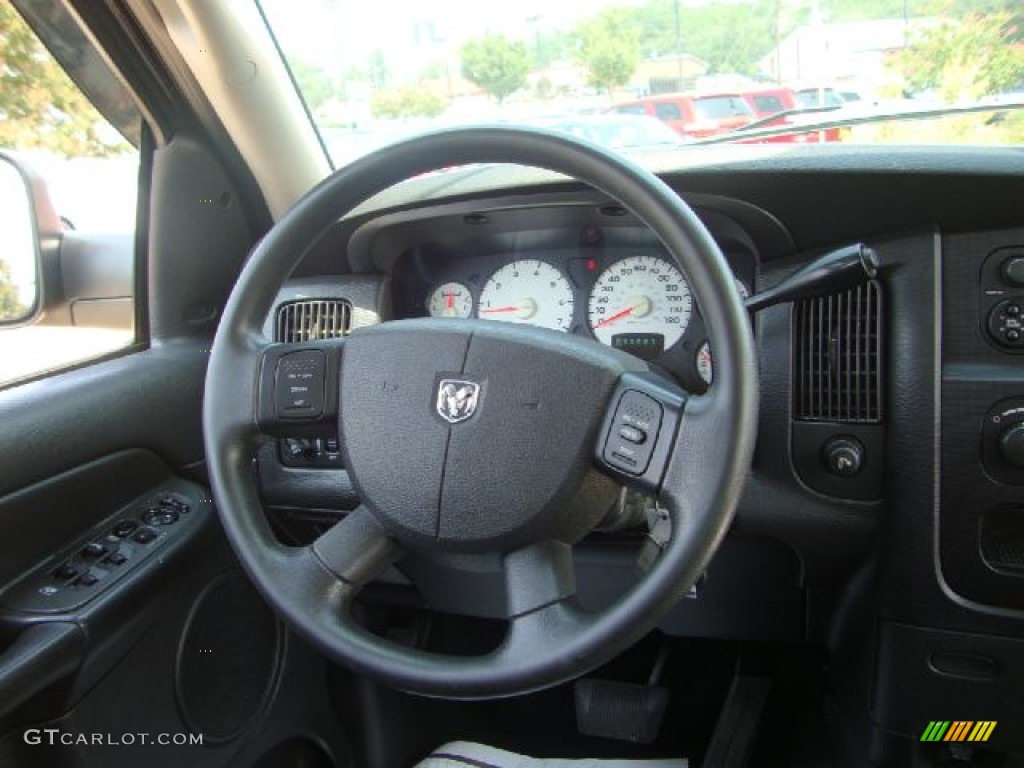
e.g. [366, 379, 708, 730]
[494, 540, 589, 668]
[594, 371, 688, 494]
[503, 539, 577, 618]
[311, 505, 403, 586]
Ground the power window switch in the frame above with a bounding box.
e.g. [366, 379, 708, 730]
[82, 542, 106, 558]
[112, 520, 138, 538]
[133, 528, 158, 544]
[107, 551, 128, 566]
[52, 562, 81, 581]
[75, 571, 100, 587]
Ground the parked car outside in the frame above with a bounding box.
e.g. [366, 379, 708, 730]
[525, 114, 689, 152]
[607, 92, 754, 139]
[738, 86, 843, 143]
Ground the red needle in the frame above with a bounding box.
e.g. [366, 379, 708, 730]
[445, 291, 454, 309]
[480, 306, 521, 314]
[594, 306, 635, 329]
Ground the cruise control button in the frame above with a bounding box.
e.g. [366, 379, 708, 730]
[611, 451, 638, 467]
[275, 350, 326, 418]
[618, 425, 646, 444]
[107, 551, 128, 566]
[603, 390, 663, 475]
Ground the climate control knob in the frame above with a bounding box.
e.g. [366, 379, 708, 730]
[999, 423, 1024, 469]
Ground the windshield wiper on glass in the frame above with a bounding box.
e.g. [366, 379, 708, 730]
[740, 104, 842, 133]
[691, 100, 1024, 146]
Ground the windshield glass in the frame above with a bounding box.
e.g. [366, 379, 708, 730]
[692, 95, 754, 120]
[258, 0, 1024, 166]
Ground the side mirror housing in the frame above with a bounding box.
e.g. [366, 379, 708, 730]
[0, 152, 60, 327]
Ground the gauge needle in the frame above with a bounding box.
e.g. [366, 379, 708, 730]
[593, 306, 635, 329]
[445, 292, 454, 309]
[479, 299, 537, 320]
[595, 296, 652, 329]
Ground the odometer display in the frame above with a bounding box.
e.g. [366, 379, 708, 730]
[611, 333, 665, 361]
[588, 255, 692, 348]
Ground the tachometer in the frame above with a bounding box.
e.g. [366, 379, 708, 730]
[427, 282, 473, 318]
[588, 255, 692, 349]
[478, 260, 574, 331]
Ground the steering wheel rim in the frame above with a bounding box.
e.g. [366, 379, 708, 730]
[203, 126, 758, 699]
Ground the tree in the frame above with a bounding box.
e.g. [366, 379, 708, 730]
[288, 57, 335, 111]
[897, 12, 1024, 102]
[371, 87, 448, 119]
[574, 9, 640, 97]
[0, 4, 127, 156]
[368, 50, 390, 90]
[460, 35, 530, 104]
[632, 0, 774, 76]
[0, 260, 26, 322]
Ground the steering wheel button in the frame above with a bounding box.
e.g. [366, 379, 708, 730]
[275, 350, 326, 418]
[619, 425, 646, 444]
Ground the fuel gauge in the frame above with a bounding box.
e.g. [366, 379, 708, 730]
[428, 282, 473, 318]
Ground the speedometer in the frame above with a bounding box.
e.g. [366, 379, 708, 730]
[478, 260, 574, 331]
[588, 255, 692, 349]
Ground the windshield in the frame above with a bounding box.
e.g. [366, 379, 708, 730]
[258, 0, 1024, 166]
[692, 95, 754, 120]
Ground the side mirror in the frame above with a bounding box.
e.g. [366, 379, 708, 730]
[0, 153, 43, 326]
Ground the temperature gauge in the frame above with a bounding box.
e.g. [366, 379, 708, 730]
[696, 341, 713, 385]
[428, 282, 473, 318]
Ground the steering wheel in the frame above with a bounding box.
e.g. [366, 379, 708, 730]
[203, 127, 757, 699]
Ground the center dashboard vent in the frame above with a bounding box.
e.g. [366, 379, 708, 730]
[274, 299, 351, 343]
[794, 280, 883, 423]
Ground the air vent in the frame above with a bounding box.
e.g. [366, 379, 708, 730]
[794, 281, 882, 423]
[274, 299, 351, 343]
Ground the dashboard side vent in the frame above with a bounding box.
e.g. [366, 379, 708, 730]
[275, 299, 351, 343]
[794, 280, 882, 423]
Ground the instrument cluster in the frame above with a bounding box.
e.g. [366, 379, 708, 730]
[397, 247, 753, 389]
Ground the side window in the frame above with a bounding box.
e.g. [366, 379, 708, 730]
[654, 102, 682, 120]
[0, 4, 140, 387]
